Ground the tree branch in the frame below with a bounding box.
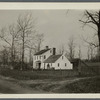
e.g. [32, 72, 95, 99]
[86, 10, 99, 26]
[82, 35, 99, 47]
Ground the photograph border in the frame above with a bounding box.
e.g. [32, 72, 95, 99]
[0, 2, 100, 99]
[0, 0, 100, 2]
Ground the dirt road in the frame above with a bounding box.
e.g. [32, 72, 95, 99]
[0, 75, 46, 94]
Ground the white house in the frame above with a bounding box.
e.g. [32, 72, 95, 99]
[33, 46, 52, 69]
[43, 54, 73, 70]
[33, 46, 73, 70]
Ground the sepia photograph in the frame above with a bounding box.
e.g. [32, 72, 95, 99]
[0, 3, 100, 96]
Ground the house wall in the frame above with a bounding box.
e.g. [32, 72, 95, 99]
[41, 63, 55, 69]
[42, 55, 73, 70]
[33, 49, 52, 69]
[54, 55, 73, 70]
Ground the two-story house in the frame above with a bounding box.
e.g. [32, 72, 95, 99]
[33, 46, 73, 70]
[33, 46, 52, 69]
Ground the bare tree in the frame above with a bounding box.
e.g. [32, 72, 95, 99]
[78, 45, 82, 59]
[89, 44, 95, 61]
[79, 10, 100, 61]
[87, 46, 90, 61]
[86, 43, 96, 61]
[17, 13, 36, 70]
[67, 36, 76, 60]
[26, 33, 44, 65]
[58, 44, 65, 54]
[0, 47, 9, 67]
[90, 45, 94, 60]
[34, 33, 44, 52]
[0, 24, 19, 69]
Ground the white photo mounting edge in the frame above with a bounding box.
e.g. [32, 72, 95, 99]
[0, 2, 100, 99]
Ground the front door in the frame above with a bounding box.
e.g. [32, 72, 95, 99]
[38, 63, 41, 70]
[47, 63, 50, 69]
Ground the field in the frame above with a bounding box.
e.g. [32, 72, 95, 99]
[51, 76, 100, 93]
[0, 68, 79, 80]
[0, 62, 100, 93]
[80, 62, 100, 75]
[0, 62, 100, 79]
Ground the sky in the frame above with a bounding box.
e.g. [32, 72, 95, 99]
[0, 10, 97, 59]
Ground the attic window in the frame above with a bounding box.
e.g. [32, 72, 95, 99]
[62, 56, 63, 59]
[65, 63, 67, 66]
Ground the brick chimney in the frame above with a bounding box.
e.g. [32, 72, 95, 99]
[45, 46, 49, 49]
[52, 48, 56, 55]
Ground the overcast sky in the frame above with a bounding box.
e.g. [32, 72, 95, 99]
[0, 10, 97, 59]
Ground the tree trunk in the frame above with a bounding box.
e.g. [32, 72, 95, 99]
[98, 11, 100, 61]
[11, 38, 15, 70]
[29, 49, 32, 66]
[11, 48, 14, 69]
[21, 31, 25, 70]
[98, 31, 100, 61]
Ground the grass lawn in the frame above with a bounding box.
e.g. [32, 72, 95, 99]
[86, 62, 100, 67]
[0, 67, 100, 93]
[53, 76, 100, 93]
[0, 85, 16, 94]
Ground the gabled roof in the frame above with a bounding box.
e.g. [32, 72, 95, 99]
[44, 55, 62, 63]
[34, 49, 50, 55]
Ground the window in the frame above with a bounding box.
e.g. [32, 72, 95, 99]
[62, 56, 63, 59]
[51, 63, 52, 66]
[58, 63, 59, 67]
[40, 56, 41, 59]
[37, 56, 38, 60]
[65, 63, 67, 66]
[44, 55, 46, 59]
